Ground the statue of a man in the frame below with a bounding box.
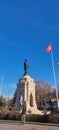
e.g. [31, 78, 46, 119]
[24, 59, 28, 75]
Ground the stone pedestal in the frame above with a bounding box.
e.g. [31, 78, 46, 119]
[14, 74, 43, 115]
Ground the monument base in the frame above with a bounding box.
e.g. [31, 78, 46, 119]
[27, 107, 44, 115]
[25, 102, 43, 115]
[14, 74, 50, 115]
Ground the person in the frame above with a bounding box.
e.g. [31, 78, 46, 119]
[21, 101, 26, 124]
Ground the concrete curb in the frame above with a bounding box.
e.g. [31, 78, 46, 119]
[0, 120, 59, 127]
[26, 121, 59, 127]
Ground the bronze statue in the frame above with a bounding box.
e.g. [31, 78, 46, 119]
[24, 59, 28, 75]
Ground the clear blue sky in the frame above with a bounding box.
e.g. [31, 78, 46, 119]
[0, 0, 59, 97]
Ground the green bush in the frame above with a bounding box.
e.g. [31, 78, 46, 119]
[0, 98, 3, 106]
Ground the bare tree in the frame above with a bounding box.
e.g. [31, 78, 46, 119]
[35, 80, 51, 107]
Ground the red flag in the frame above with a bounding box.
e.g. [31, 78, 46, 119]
[45, 44, 52, 52]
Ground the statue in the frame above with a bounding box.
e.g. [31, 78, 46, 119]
[24, 59, 28, 75]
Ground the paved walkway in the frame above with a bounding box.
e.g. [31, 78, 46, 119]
[0, 123, 59, 130]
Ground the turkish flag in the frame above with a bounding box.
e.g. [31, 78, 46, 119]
[45, 44, 52, 52]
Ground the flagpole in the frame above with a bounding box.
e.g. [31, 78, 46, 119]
[51, 51, 59, 108]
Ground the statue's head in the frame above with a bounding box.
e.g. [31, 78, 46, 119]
[25, 59, 27, 62]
